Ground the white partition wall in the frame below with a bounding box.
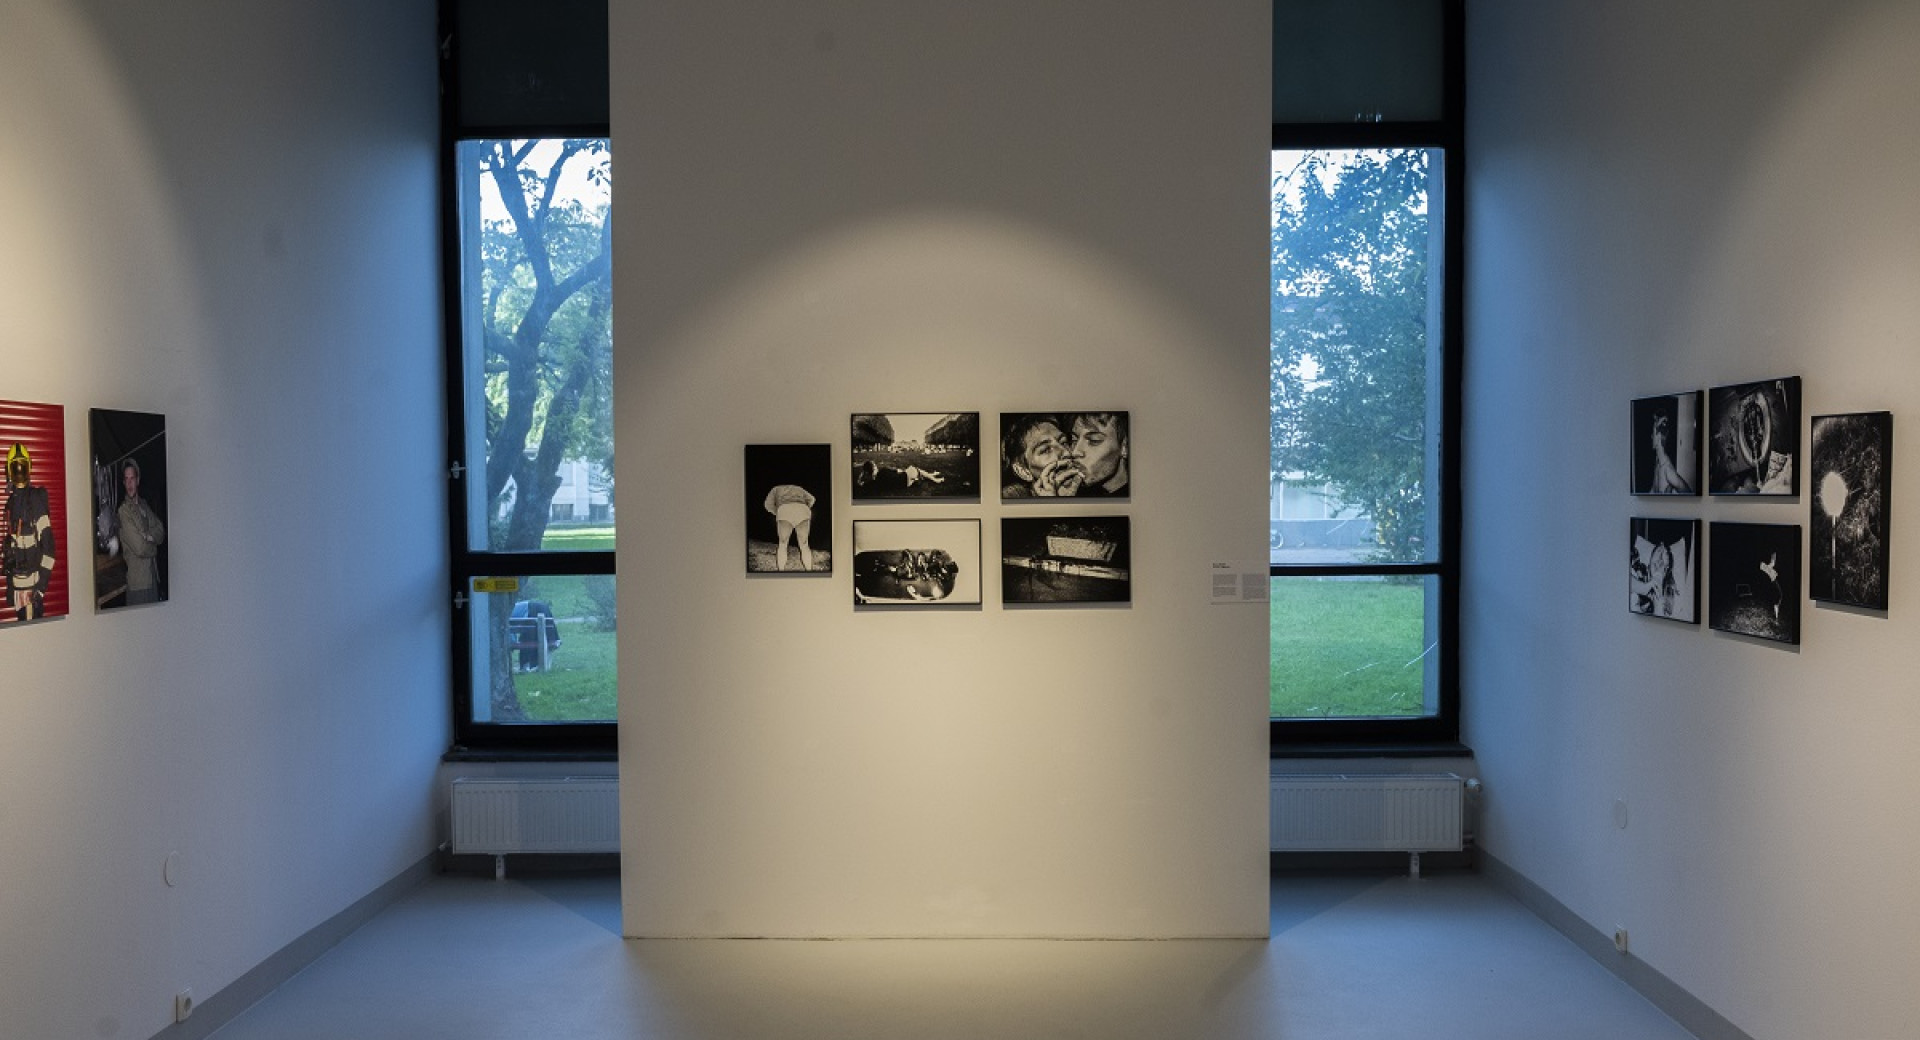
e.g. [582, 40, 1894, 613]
[612, 1, 1272, 938]
[0, 1, 447, 1037]
[1466, 1, 1920, 1037]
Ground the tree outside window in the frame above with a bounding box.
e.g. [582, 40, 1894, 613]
[1269, 147, 1443, 722]
[458, 138, 616, 726]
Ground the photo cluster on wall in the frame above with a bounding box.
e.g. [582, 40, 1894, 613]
[1630, 376, 1890, 647]
[0, 400, 172, 630]
[744, 410, 1133, 608]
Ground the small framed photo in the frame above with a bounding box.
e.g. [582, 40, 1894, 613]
[1708, 522, 1801, 644]
[850, 413, 980, 500]
[998, 411, 1130, 499]
[1810, 412, 1892, 609]
[745, 444, 832, 574]
[1630, 391, 1701, 495]
[1002, 516, 1131, 605]
[1629, 517, 1699, 623]
[90, 409, 171, 609]
[1707, 377, 1801, 496]
[852, 519, 981, 606]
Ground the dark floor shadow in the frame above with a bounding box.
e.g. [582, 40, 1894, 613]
[1269, 874, 1387, 937]
[521, 872, 624, 936]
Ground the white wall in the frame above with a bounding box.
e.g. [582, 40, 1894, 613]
[612, 1, 1272, 938]
[0, 2, 447, 1036]
[1466, 1, 1920, 1036]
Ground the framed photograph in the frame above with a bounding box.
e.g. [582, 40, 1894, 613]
[1630, 391, 1701, 495]
[1708, 522, 1801, 644]
[745, 444, 832, 574]
[1810, 412, 1892, 609]
[850, 413, 980, 500]
[1002, 516, 1131, 605]
[0, 399, 69, 624]
[851, 519, 981, 606]
[998, 411, 1131, 499]
[90, 409, 170, 609]
[1628, 517, 1699, 623]
[1707, 377, 1801, 495]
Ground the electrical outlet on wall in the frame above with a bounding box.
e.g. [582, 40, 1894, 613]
[1612, 927, 1630, 954]
[174, 990, 194, 1023]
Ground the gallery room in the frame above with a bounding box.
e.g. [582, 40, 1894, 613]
[2, 0, 1916, 1038]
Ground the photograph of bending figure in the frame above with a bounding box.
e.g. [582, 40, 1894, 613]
[1810, 412, 1891, 609]
[999, 411, 1131, 499]
[850, 413, 979, 500]
[1003, 516, 1130, 604]
[0, 399, 68, 625]
[1628, 517, 1698, 623]
[1707, 377, 1800, 496]
[1630, 392, 1700, 495]
[1708, 521, 1801, 644]
[744, 444, 832, 574]
[90, 409, 169, 609]
[852, 519, 980, 605]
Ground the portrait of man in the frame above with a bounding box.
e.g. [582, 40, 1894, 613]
[89, 408, 170, 610]
[1067, 411, 1130, 497]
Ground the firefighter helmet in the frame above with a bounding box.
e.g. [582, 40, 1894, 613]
[6, 443, 27, 487]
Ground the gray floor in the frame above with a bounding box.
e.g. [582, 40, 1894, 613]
[208, 871, 1698, 1040]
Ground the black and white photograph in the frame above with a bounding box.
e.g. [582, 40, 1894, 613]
[999, 411, 1131, 499]
[1707, 377, 1801, 495]
[1708, 522, 1801, 644]
[1628, 517, 1698, 623]
[1630, 391, 1701, 495]
[89, 409, 169, 610]
[745, 444, 833, 574]
[850, 413, 980, 499]
[1002, 516, 1131, 605]
[851, 519, 980, 606]
[1810, 411, 1892, 610]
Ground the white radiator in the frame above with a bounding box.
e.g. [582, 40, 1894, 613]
[450, 777, 619, 876]
[1270, 773, 1465, 869]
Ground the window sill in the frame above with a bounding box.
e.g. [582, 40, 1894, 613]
[442, 747, 617, 764]
[1270, 741, 1472, 760]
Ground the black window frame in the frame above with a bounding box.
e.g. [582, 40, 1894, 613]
[1270, 0, 1464, 751]
[438, 1, 615, 756]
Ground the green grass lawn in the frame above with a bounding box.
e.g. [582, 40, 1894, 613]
[1270, 577, 1430, 718]
[541, 525, 614, 551]
[513, 623, 617, 721]
[497, 568, 617, 722]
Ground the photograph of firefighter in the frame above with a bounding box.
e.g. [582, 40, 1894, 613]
[1, 399, 68, 624]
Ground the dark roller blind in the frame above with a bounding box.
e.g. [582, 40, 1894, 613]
[1274, 0, 1444, 124]
[455, 0, 609, 131]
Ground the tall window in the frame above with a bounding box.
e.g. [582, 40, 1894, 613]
[1270, 1, 1461, 746]
[442, 1, 613, 753]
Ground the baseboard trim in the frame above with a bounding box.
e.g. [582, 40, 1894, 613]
[1480, 852, 1755, 1040]
[147, 853, 435, 1040]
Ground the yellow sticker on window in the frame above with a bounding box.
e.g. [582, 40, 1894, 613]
[470, 577, 520, 594]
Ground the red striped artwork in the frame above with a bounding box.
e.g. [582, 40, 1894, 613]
[0, 399, 68, 623]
